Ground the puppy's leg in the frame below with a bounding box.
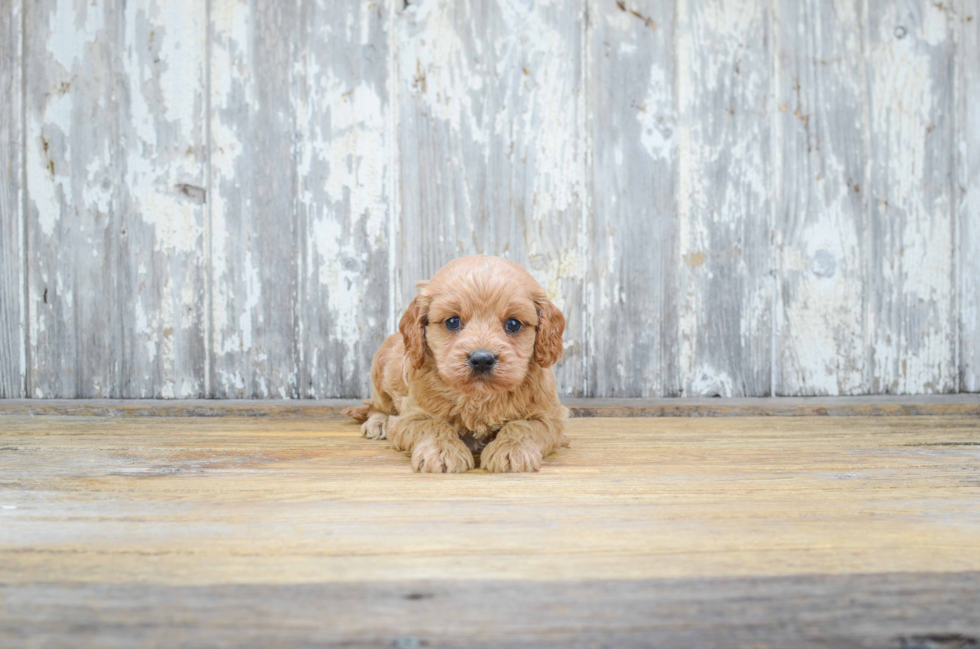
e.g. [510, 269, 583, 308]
[388, 411, 474, 473]
[481, 416, 568, 473]
[360, 383, 394, 440]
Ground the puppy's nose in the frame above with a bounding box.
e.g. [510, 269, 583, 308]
[467, 350, 497, 374]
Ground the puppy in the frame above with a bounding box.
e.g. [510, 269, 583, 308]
[346, 255, 569, 473]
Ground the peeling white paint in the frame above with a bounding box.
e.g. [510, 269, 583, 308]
[47, 0, 103, 71]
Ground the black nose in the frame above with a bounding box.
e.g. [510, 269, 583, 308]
[467, 350, 497, 374]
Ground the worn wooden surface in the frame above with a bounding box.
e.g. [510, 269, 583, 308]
[1, 415, 979, 647]
[0, 0, 23, 398]
[589, 0, 676, 398]
[773, 0, 868, 396]
[868, 0, 957, 395]
[961, 0, 980, 393]
[3, 0, 978, 399]
[1, 395, 979, 418]
[675, 0, 772, 397]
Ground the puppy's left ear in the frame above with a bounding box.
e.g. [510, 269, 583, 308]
[399, 283, 430, 369]
[533, 295, 565, 368]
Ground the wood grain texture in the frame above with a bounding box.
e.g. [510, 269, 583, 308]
[296, 0, 391, 399]
[961, 0, 980, 392]
[119, 0, 208, 398]
[24, 0, 207, 398]
[209, 0, 302, 398]
[25, 0, 120, 397]
[589, 0, 677, 397]
[3, 573, 979, 649]
[1, 395, 978, 418]
[0, 0, 24, 398]
[773, 0, 870, 396]
[209, 0, 390, 399]
[396, 0, 588, 396]
[867, 0, 956, 394]
[4, 0, 979, 399]
[674, 0, 772, 397]
[1, 415, 979, 645]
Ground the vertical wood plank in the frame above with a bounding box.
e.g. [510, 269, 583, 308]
[25, 0, 208, 398]
[589, 0, 676, 397]
[210, 0, 301, 398]
[867, 0, 956, 394]
[396, 0, 588, 397]
[119, 0, 208, 397]
[773, 0, 870, 395]
[960, 0, 980, 392]
[0, 0, 24, 397]
[673, 0, 772, 397]
[26, 0, 120, 397]
[297, 0, 391, 398]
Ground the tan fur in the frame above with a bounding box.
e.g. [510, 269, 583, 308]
[349, 255, 569, 473]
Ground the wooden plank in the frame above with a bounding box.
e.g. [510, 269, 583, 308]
[2, 414, 978, 644]
[589, 0, 676, 397]
[209, 0, 301, 398]
[867, 0, 956, 394]
[0, 0, 23, 398]
[25, 0, 120, 397]
[773, 0, 870, 396]
[296, 0, 391, 398]
[24, 0, 207, 398]
[396, 0, 588, 396]
[117, 0, 208, 398]
[961, 1, 980, 392]
[2, 573, 978, 648]
[1, 395, 979, 418]
[673, 0, 772, 397]
[0, 415, 978, 584]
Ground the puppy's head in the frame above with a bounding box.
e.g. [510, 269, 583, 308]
[399, 256, 565, 393]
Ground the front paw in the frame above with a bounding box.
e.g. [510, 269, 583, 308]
[481, 437, 543, 473]
[361, 413, 388, 440]
[411, 437, 475, 473]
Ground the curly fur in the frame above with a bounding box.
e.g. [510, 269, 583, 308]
[349, 255, 569, 473]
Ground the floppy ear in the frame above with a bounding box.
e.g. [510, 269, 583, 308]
[533, 295, 565, 368]
[399, 287, 429, 369]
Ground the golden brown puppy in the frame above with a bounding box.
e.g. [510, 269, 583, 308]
[346, 255, 569, 473]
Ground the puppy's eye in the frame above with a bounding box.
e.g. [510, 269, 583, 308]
[445, 316, 462, 331]
[505, 318, 522, 333]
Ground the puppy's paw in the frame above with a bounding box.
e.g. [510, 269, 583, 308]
[361, 412, 388, 440]
[387, 416, 409, 450]
[411, 437, 475, 473]
[481, 437, 543, 473]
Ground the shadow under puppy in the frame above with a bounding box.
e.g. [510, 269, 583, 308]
[346, 255, 569, 473]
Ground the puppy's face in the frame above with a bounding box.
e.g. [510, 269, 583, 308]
[399, 257, 565, 394]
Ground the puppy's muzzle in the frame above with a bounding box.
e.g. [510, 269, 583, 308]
[467, 349, 497, 374]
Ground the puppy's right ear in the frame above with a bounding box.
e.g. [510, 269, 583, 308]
[399, 284, 429, 369]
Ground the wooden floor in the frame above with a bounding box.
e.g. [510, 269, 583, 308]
[2, 413, 979, 648]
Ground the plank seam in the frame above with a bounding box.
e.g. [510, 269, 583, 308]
[953, 2, 962, 394]
[768, 0, 777, 397]
[581, 0, 593, 398]
[20, 0, 29, 398]
[204, 0, 213, 399]
[386, 0, 400, 347]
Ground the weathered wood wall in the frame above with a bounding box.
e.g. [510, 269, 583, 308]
[0, 0, 977, 399]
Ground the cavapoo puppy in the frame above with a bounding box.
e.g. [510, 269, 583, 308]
[346, 255, 569, 473]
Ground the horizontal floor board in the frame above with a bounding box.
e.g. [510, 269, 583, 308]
[3, 572, 979, 649]
[2, 415, 979, 647]
[1, 394, 978, 417]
